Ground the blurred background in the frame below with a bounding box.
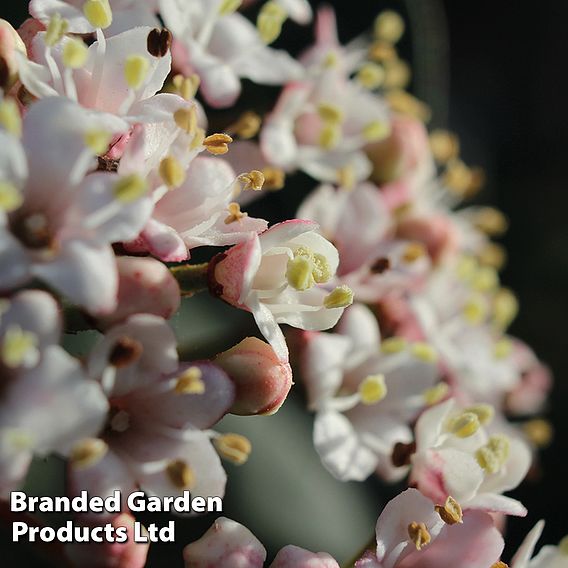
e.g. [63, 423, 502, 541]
[1, 0, 567, 565]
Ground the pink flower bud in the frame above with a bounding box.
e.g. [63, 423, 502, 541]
[97, 257, 181, 329]
[65, 514, 149, 568]
[270, 545, 339, 568]
[215, 337, 293, 416]
[0, 19, 26, 90]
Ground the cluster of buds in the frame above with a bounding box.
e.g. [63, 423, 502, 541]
[0, 1, 561, 567]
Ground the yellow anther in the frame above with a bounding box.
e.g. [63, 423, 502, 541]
[478, 243, 507, 270]
[464, 404, 494, 426]
[476, 435, 510, 474]
[257, 1, 287, 44]
[166, 460, 195, 489]
[224, 202, 247, 224]
[337, 164, 356, 190]
[324, 285, 354, 309]
[203, 133, 233, 155]
[62, 38, 88, 68]
[113, 174, 147, 203]
[472, 267, 499, 292]
[70, 438, 108, 470]
[319, 123, 341, 149]
[261, 167, 285, 191]
[407, 522, 431, 550]
[359, 374, 388, 405]
[228, 111, 262, 139]
[323, 51, 339, 68]
[357, 63, 385, 89]
[124, 55, 150, 89]
[462, 295, 487, 325]
[214, 433, 252, 465]
[456, 255, 478, 281]
[317, 103, 344, 125]
[2, 325, 38, 368]
[429, 129, 460, 164]
[190, 127, 206, 150]
[219, 0, 242, 15]
[491, 563, 509, 568]
[386, 90, 431, 122]
[0, 98, 22, 137]
[448, 412, 481, 438]
[444, 160, 485, 198]
[83, 0, 113, 29]
[363, 121, 390, 142]
[374, 11, 405, 44]
[558, 535, 568, 555]
[522, 419, 553, 448]
[45, 14, 69, 47]
[423, 383, 449, 406]
[410, 342, 437, 363]
[84, 130, 111, 154]
[159, 155, 186, 189]
[473, 207, 508, 236]
[493, 288, 518, 330]
[238, 170, 265, 191]
[402, 242, 426, 263]
[381, 336, 407, 354]
[286, 255, 314, 291]
[494, 337, 513, 359]
[383, 59, 411, 90]
[0, 181, 23, 213]
[5, 429, 34, 451]
[368, 40, 397, 63]
[312, 253, 332, 284]
[435, 496, 463, 525]
[174, 106, 198, 135]
[172, 73, 200, 100]
[175, 366, 205, 395]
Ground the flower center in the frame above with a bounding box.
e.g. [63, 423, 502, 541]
[286, 246, 332, 291]
[10, 212, 54, 250]
[476, 435, 510, 474]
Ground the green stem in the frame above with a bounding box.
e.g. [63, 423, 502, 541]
[170, 262, 210, 296]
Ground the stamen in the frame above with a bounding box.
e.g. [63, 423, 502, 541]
[473, 207, 508, 236]
[359, 374, 388, 405]
[363, 121, 390, 142]
[422, 383, 449, 406]
[257, 2, 287, 44]
[174, 106, 198, 135]
[224, 202, 247, 224]
[493, 288, 518, 330]
[227, 111, 262, 139]
[159, 156, 186, 189]
[371, 257, 391, 274]
[464, 404, 494, 426]
[435, 496, 463, 525]
[286, 256, 314, 291]
[261, 167, 285, 191]
[337, 164, 356, 189]
[146, 28, 172, 58]
[317, 103, 344, 125]
[374, 11, 405, 44]
[0, 98, 22, 137]
[478, 243, 506, 270]
[175, 367, 205, 395]
[462, 295, 487, 325]
[456, 255, 477, 281]
[2, 325, 39, 369]
[113, 174, 147, 203]
[429, 129, 460, 164]
[402, 242, 426, 263]
[407, 522, 431, 550]
[108, 336, 143, 367]
[203, 133, 233, 155]
[522, 419, 553, 448]
[318, 123, 341, 149]
[45, 14, 69, 47]
[472, 267, 498, 292]
[214, 433, 252, 465]
[357, 63, 385, 89]
[0, 181, 23, 213]
[124, 55, 150, 90]
[166, 459, 195, 489]
[83, 0, 113, 29]
[386, 90, 431, 122]
[172, 74, 200, 100]
[219, 0, 243, 15]
[491, 563, 509, 568]
[324, 286, 354, 309]
[368, 40, 397, 63]
[448, 412, 481, 438]
[62, 38, 88, 69]
[238, 170, 265, 191]
[494, 338, 513, 359]
[476, 435, 510, 474]
[383, 59, 411, 90]
[381, 336, 407, 354]
[70, 438, 108, 470]
[84, 130, 111, 154]
[410, 342, 437, 363]
[391, 440, 416, 467]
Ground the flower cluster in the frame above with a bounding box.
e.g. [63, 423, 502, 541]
[0, 1, 562, 567]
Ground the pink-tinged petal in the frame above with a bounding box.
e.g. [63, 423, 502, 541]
[249, 296, 289, 362]
[270, 545, 339, 568]
[313, 410, 378, 481]
[29, 0, 94, 33]
[414, 399, 455, 451]
[183, 517, 266, 568]
[354, 551, 382, 568]
[97, 256, 181, 328]
[31, 240, 118, 316]
[511, 520, 545, 567]
[297, 185, 341, 237]
[129, 219, 189, 262]
[16, 49, 59, 98]
[336, 304, 381, 354]
[314, 6, 339, 47]
[375, 488, 443, 568]
[465, 494, 527, 517]
[259, 219, 320, 253]
[187, 214, 268, 249]
[398, 511, 504, 568]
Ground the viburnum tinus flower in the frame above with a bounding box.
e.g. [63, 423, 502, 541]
[0, 96, 152, 314]
[0, 290, 108, 497]
[300, 303, 439, 481]
[209, 219, 352, 360]
[507, 520, 568, 568]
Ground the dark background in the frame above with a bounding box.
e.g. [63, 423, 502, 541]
[1, 0, 567, 564]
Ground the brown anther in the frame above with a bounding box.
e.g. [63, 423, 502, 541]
[402, 242, 426, 263]
[478, 243, 507, 270]
[97, 156, 120, 172]
[261, 167, 285, 191]
[391, 440, 416, 467]
[227, 111, 262, 139]
[371, 257, 391, 274]
[224, 202, 247, 224]
[166, 459, 195, 489]
[429, 129, 460, 164]
[383, 58, 411, 90]
[70, 438, 108, 470]
[435, 496, 463, 525]
[368, 40, 397, 63]
[214, 433, 252, 465]
[108, 336, 143, 368]
[490, 563, 509, 568]
[175, 367, 205, 395]
[238, 170, 265, 191]
[444, 161, 486, 198]
[407, 522, 431, 550]
[10, 213, 53, 250]
[473, 207, 509, 237]
[203, 133, 233, 155]
[147, 28, 172, 58]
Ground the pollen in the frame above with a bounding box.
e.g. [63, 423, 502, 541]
[402, 242, 426, 263]
[359, 374, 388, 405]
[448, 412, 481, 438]
[0, 98, 22, 137]
[203, 133, 233, 155]
[312, 253, 332, 283]
[410, 342, 437, 363]
[261, 167, 286, 191]
[166, 459, 195, 490]
[124, 55, 150, 90]
[491, 563, 509, 568]
[70, 438, 108, 470]
[113, 174, 148, 203]
[324, 285, 354, 309]
[472, 266, 499, 292]
[493, 288, 518, 330]
[172, 74, 201, 100]
[423, 383, 449, 406]
[318, 103, 344, 125]
[429, 129, 460, 164]
[464, 404, 495, 426]
[159, 156, 186, 189]
[476, 435, 510, 474]
[219, 0, 243, 15]
[363, 121, 390, 142]
[175, 367, 205, 395]
[83, 0, 113, 30]
[228, 111, 262, 139]
[146, 28, 172, 58]
[286, 255, 314, 291]
[238, 170, 265, 191]
[407, 522, 431, 550]
[462, 295, 487, 325]
[174, 106, 198, 135]
[494, 337, 513, 359]
[2, 325, 39, 369]
[374, 11, 405, 44]
[257, 2, 287, 44]
[62, 38, 88, 69]
[84, 129, 112, 154]
[224, 202, 247, 224]
[368, 40, 397, 63]
[381, 336, 407, 354]
[319, 123, 341, 149]
[214, 433, 252, 465]
[45, 14, 69, 47]
[0, 181, 23, 212]
[435, 496, 463, 525]
[357, 63, 385, 89]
